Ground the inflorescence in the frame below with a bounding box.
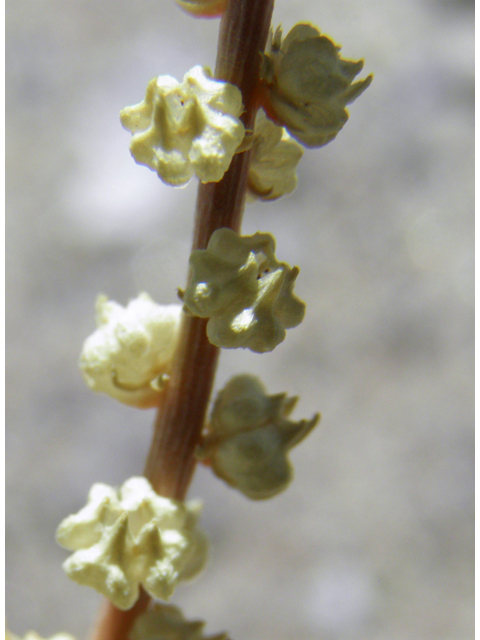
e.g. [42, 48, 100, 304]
[18, 8, 372, 640]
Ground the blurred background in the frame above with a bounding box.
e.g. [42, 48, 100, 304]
[6, 0, 474, 639]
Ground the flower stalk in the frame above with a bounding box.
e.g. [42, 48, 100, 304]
[144, 0, 274, 499]
[90, 589, 151, 640]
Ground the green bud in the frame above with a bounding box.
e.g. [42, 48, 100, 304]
[261, 24, 372, 148]
[197, 375, 320, 499]
[180, 228, 305, 353]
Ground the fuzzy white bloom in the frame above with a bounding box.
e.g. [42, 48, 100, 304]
[261, 24, 372, 148]
[180, 228, 305, 353]
[120, 66, 245, 187]
[79, 293, 182, 408]
[131, 603, 230, 640]
[6, 632, 75, 640]
[56, 477, 208, 610]
[196, 375, 319, 500]
[247, 110, 303, 202]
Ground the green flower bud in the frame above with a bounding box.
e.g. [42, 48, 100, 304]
[247, 109, 303, 202]
[197, 375, 319, 499]
[180, 228, 305, 353]
[260, 24, 372, 148]
[132, 603, 230, 640]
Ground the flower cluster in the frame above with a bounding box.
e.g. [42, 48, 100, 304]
[260, 24, 372, 147]
[247, 109, 303, 201]
[56, 477, 208, 610]
[120, 66, 245, 187]
[79, 293, 182, 408]
[180, 228, 305, 353]
[131, 604, 230, 640]
[196, 375, 319, 499]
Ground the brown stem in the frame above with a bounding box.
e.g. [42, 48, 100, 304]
[89, 589, 150, 640]
[89, 1, 273, 638]
[144, 0, 274, 500]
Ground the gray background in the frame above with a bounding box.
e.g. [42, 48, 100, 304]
[6, 0, 474, 639]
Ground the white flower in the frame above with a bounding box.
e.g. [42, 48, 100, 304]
[196, 375, 319, 499]
[131, 603, 230, 640]
[120, 66, 245, 186]
[174, 0, 227, 17]
[247, 110, 303, 202]
[260, 24, 372, 148]
[56, 477, 208, 610]
[79, 293, 182, 408]
[180, 228, 305, 353]
[6, 632, 75, 640]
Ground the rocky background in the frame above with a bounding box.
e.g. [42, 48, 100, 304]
[6, 0, 474, 639]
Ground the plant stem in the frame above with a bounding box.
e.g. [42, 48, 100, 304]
[89, 589, 150, 640]
[89, 1, 273, 638]
[144, 0, 274, 500]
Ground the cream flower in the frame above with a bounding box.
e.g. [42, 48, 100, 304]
[120, 66, 245, 186]
[6, 632, 75, 640]
[56, 477, 208, 610]
[180, 228, 305, 353]
[247, 109, 303, 202]
[196, 375, 319, 499]
[131, 603, 230, 640]
[260, 24, 372, 148]
[174, 0, 227, 17]
[79, 293, 182, 408]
